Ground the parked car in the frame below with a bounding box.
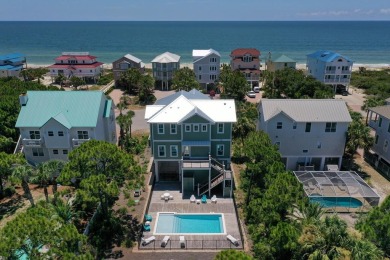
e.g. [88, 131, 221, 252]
[341, 91, 348, 96]
[134, 189, 141, 197]
[246, 91, 256, 98]
[253, 86, 260, 93]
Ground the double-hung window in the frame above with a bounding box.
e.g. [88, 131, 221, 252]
[158, 124, 164, 134]
[217, 123, 224, 134]
[325, 122, 337, 132]
[185, 124, 191, 132]
[193, 124, 199, 132]
[201, 124, 207, 132]
[170, 124, 177, 134]
[170, 145, 178, 157]
[277, 122, 283, 129]
[29, 131, 40, 139]
[158, 145, 166, 157]
[77, 131, 89, 139]
[32, 148, 44, 157]
[217, 144, 224, 156]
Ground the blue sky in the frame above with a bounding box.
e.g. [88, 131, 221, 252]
[1, 0, 389, 21]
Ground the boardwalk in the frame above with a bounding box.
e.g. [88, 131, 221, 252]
[140, 182, 242, 250]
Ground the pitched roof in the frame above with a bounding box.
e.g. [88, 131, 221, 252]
[124, 54, 142, 63]
[151, 52, 180, 63]
[15, 91, 106, 128]
[154, 89, 210, 106]
[55, 55, 97, 61]
[260, 99, 352, 122]
[47, 62, 103, 69]
[369, 106, 390, 119]
[0, 53, 25, 61]
[231, 48, 260, 57]
[271, 54, 296, 63]
[307, 50, 352, 63]
[145, 90, 236, 123]
[192, 49, 220, 62]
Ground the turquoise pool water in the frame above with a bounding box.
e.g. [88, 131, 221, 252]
[155, 213, 224, 234]
[310, 197, 363, 208]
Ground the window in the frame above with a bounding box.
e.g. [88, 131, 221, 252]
[183, 146, 190, 157]
[199, 75, 202, 80]
[77, 131, 89, 139]
[158, 145, 166, 157]
[48, 131, 54, 136]
[293, 122, 297, 129]
[199, 66, 202, 71]
[387, 123, 390, 133]
[193, 124, 199, 132]
[170, 145, 178, 157]
[379, 117, 382, 127]
[210, 57, 217, 63]
[210, 66, 217, 71]
[305, 123, 312, 132]
[375, 135, 379, 144]
[32, 148, 44, 157]
[53, 149, 58, 155]
[63, 150, 68, 155]
[217, 144, 224, 156]
[217, 123, 224, 133]
[29, 131, 40, 139]
[158, 124, 164, 134]
[303, 149, 308, 153]
[277, 122, 283, 129]
[325, 122, 337, 132]
[58, 131, 64, 136]
[185, 124, 191, 132]
[243, 55, 252, 62]
[170, 124, 177, 134]
[210, 74, 217, 80]
[384, 140, 389, 152]
[201, 124, 207, 132]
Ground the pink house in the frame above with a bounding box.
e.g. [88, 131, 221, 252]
[230, 48, 261, 87]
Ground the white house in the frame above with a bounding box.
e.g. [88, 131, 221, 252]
[15, 91, 117, 165]
[258, 99, 352, 170]
[366, 103, 390, 179]
[0, 53, 26, 78]
[192, 49, 220, 89]
[48, 52, 103, 83]
[306, 50, 353, 92]
[151, 52, 180, 91]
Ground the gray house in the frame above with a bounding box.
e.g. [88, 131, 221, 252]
[112, 54, 145, 82]
[145, 89, 237, 198]
[258, 99, 352, 170]
[151, 52, 180, 91]
[192, 49, 221, 89]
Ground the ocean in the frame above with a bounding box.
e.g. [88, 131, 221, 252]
[0, 21, 389, 66]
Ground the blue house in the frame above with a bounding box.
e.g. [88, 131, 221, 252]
[306, 51, 353, 92]
[0, 53, 26, 78]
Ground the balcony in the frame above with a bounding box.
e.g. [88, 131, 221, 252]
[182, 159, 210, 169]
[22, 138, 44, 147]
[72, 138, 90, 147]
[325, 70, 336, 74]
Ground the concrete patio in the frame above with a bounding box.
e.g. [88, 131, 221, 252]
[140, 182, 243, 250]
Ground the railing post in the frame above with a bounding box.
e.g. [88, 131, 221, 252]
[202, 239, 203, 249]
[197, 183, 199, 196]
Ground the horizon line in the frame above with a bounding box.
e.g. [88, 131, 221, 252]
[0, 20, 390, 22]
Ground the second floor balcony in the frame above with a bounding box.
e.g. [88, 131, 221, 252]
[22, 138, 44, 147]
[72, 138, 90, 147]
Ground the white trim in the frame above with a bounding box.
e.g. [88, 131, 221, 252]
[185, 124, 191, 132]
[193, 124, 199, 132]
[170, 124, 177, 134]
[217, 123, 224, 134]
[158, 145, 166, 157]
[201, 124, 207, 132]
[217, 144, 224, 156]
[153, 139, 182, 142]
[158, 124, 165, 134]
[170, 145, 179, 157]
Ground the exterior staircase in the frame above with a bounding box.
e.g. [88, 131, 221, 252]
[198, 171, 225, 196]
[13, 135, 24, 154]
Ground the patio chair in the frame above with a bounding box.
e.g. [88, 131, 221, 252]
[161, 235, 170, 247]
[161, 194, 165, 200]
[143, 225, 151, 232]
[179, 236, 186, 248]
[211, 195, 217, 203]
[190, 194, 196, 203]
[169, 195, 174, 200]
[145, 221, 151, 226]
[144, 214, 152, 222]
[141, 236, 156, 246]
[227, 234, 239, 246]
[201, 194, 207, 203]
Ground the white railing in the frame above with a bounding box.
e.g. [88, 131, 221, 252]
[22, 138, 43, 147]
[72, 138, 90, 147]
[14, 135, 24, 154]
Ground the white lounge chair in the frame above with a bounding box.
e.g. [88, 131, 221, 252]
[190, 194, 196, 203]
[179, 236, 186, 248]
[169, 195, 173, 200]
[227, 234, 239, 246]
[211, 195, 217, 203]
[161, 194, 165, 200]
[141, 236, 156, 246]
[161, 235, 170, 247]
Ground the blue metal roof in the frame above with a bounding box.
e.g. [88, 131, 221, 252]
[307, 50, 351, 63]
[0, 64, 24, 71]
[0, 53, 25, 61]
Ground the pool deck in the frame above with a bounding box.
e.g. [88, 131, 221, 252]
[140, 182, 242, 250]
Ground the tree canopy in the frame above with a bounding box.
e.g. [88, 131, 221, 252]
[171, 67, 200, 91]
[218, 64, 248, 101]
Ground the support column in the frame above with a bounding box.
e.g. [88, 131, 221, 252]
[320, 157, 326, 171]
[338, 157, 342, 171]
[154, 161, 159, 182]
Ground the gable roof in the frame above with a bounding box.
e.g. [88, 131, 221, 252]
[231, 48, 260, 57]
[271, 54, 296, 63]
[15, 91, 105, 128]
[369, 106, 390, 119]
[124, 54, 142, 64]
[192, 49, 220, 62]
[154, 89, 210, 106]
[145, 90, 236, 123]
[260, 99, 352, 122]
[307, 50, 352, 63]
[151, 52, 180, 63]
[0, 53, 25, 61]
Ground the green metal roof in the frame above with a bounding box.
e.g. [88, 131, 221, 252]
[15, 91, 105, 128]
[103, 100, 112, 118]
[272, 54, 296, 63]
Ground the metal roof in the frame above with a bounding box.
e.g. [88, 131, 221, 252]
[271, 54, 296, 63]
[151, 52, 180, 63]
[260, 99, 352, 122]
[124, 54, 142, 64]
[369, 105, 390, 119]
[16, 91, 106, 128]
[146, 90, 236, 123]
[0, 65, 24, 71]
[0, 53, 25, 61]
[192, 49, 220, 62]
[307, 50, 352, 63]
[154, 89, 209, 106]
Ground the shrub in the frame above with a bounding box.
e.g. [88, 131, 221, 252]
[4, 186, 15, 197]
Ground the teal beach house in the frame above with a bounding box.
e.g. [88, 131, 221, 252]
[145, 90, 237, 198]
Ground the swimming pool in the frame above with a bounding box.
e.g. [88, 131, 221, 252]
[154, 213, 225, 234]
[310, 197, 363, 208]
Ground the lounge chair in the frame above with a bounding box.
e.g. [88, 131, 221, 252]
[190, 194, 196, 203]
[179, 236, 186, 248]
[201, 194, 207, 203]
[141, 236, 156, 246]
[161, 194, 165, 200]
[211, 195, 217, 203]
[145, 214, 152, 222]
[161, 235, 170, 247]
[145, 221, 151, 226]
[227, 234, 239, 246]
[143, 225, 151, 232]
[169, 195, 173, 200]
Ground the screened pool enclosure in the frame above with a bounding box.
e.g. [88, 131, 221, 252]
[294, 171, 380, 212]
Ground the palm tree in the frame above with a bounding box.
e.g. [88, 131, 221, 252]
[12, 165, 35, 207]
[291, 202, 324, 226]
[33, 160, 65, 203]
[48, 161, 66, 204]
[52, 199, 74, 224]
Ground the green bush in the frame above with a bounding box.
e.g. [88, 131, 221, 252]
[127, 199, 136, 207]
[4, 186, 15, 197]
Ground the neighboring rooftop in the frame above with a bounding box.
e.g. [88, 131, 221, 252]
[0, 53, 25, 61]
[154, 89, 209, 106]
[307, 50, 352, 63]
[260, 99, 352, 122]
[369, 105, 390, 119]
[270, 54, 296, 63]
[231, 48, 260, 57]
[151, 52, 180, 63]
[192, 49, 220, 62]
[16, 91, 106, 128]
[123, 54, 142, 64]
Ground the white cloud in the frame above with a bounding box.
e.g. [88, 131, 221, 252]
[380, 8, 390, 14]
